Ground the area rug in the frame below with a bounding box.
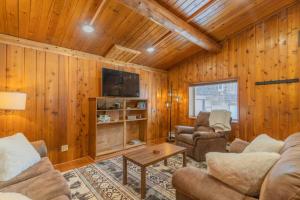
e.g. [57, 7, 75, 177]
[62, 155, 206, 200]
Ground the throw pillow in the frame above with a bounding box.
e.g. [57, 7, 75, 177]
[243, 134, 284, 153]
[0, 193, 31, 200]
[206, 152, 280, 197]
[0, 133, 41, 181]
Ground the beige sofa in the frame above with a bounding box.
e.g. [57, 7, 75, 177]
[173, 132, 300, 200]
[0, 141, 71, 200]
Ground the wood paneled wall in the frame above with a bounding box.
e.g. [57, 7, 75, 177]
[0, 42, 168, 164]
[168, 3, 300, 141]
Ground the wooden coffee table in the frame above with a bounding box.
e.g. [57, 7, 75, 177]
[123, 143, 187, 199]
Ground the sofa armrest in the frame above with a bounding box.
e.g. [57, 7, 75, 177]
[31, 140, 48, 157]
[193, 131, 225, 140]
[172, 167, 247, 200]
[175, 125, 195, 135]
[229, 138, 249, 153]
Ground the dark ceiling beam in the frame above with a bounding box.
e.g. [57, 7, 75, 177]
[116, 0, 221, 52]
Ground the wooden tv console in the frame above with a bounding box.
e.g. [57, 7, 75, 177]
[88, 97, 148, 159]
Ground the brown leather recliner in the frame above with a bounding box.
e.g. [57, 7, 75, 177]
[175, 112, 231, 161]
[172, 132, 300, 200]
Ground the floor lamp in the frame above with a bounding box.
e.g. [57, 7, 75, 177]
[166, 84, 180, 142]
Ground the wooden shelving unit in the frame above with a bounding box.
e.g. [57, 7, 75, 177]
[97, 120, 124, 125]
[88, 97, 148, 159]
[125, 118, 147, 122]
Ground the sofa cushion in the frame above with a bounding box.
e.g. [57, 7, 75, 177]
[173, 167, 250, 200]
[260, 132, 300, 200]
[175, 126, 195, 134]
[194, 112, 210, 128]
[206, 152, 280, 197]
[177, 134, 194, 145]
[195, 126, 214, 132]
[51, 195, 70, 200]
[243, 134, 284, 153]
[0, 157, 53, 189]
[31, 141, 48, 157]
[193, 131, 224, 140]
[280, 131, 300, 154]
[229, 139, 249, 153]
[0, 192, 31, 200]
[0, 133, 41, 181]
[0, 170, 70, 200]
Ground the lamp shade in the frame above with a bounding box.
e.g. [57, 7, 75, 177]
[0, 92, 27, 110]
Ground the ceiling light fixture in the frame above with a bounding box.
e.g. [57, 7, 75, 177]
[146, 47, 155, 53]
[82, 24, 95, 33]
[82, 0, 107, 34]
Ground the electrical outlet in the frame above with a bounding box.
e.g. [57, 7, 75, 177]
[61, 145, 68, 152]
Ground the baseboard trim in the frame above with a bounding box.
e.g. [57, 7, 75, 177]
[54, 156, 94, 172]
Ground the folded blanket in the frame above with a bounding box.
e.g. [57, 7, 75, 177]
[209, 110, 231, 132]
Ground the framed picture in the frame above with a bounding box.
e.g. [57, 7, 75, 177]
[137, 101, 146, 109]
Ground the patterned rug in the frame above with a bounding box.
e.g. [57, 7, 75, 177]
[62, 155, 206, 200]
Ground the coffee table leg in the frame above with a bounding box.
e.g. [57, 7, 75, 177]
[182, 151, 187, 167]
[141, 167, 146, 199]
[123, 157, 127, 185]
[164, 159, 168, 166]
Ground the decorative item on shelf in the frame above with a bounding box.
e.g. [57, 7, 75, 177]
[106, 111, 120, 121]
[98, 115, 111, 123]
[128, 139, 142, 145]
[114, 102, 121, 109]
[0, 92, 27, 111]
[127, 115, 137, 120]
[137, 101, 146, 109]
[137, 114, 142, 119]
[97, 101, 106, 110]
[166, 83, 180, 142]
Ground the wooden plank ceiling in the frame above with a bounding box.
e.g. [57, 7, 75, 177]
[0, 0, 297, 69]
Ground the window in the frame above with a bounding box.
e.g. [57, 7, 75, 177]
[189, 81, 238, 121]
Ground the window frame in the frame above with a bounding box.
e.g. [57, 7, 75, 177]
[188, 79, 239, 123]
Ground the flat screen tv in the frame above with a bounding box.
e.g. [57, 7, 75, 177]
[102, 68, 140, 97]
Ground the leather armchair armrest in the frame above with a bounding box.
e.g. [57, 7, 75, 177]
[172, 167, 247, 200]
[193, 131, 225, 140]
[229, 138, 249, 153]
[175, 125, 195, 135]
[31, 140, 48, 157]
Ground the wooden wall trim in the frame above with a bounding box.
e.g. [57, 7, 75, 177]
[0, 34, 166, 74]
[189, 78, 238, 86]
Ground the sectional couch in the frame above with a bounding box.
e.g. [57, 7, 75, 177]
[0, 140, 71, 200]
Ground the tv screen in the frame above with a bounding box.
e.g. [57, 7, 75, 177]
[102, 68, 140, 97]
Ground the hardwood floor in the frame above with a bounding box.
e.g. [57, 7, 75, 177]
[54, 139, 167, 172]
[54, 156, 94, 172]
